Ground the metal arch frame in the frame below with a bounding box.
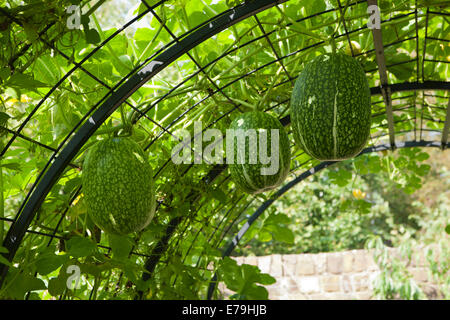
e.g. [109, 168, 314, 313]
[0, 0, 448, 293]
[136, 80, 450, 295]
[206, 139, 450, 299]
[0, 0, 289, 286]
[442, 97, 450, 149]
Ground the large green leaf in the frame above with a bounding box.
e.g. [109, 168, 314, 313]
[6, 73, 48, 91]
[6, 271, 46, 299]
[328, 169, 352, 187]
[108, 234, 133, 259]
[66, 236, 97, 258]
[35, 250, 69, 275]
[85, 28, 101, 44]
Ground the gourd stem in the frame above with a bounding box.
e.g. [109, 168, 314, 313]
[118, 105, 133, 137]
[330, 37, 337, 54]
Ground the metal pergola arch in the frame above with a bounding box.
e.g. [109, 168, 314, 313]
[0, 0, 449, 299]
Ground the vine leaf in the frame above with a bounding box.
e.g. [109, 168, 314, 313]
[66, 236, 97, 258]
[22, 22, 39, 44]
[47, 276, 67, 296]
[217, 257, 274, 300]
[0, 67, 9, 82]
[35, 249, 69, 275]
[262, 213, 294, 244]
[0, 246, 11, 267]
[85, 28, 101, 44]
[328, 169, 352, 187]
[47, 262, 73, 296]
[0, 111, 10, 137]
[211, 188, 227, 204]
[306, 0, 326, 15]
[5, 270, 46, 299]
[5, 73, 47, 92]
[109, 234, 133, 259]
[0, 111, 11, 125]
[1, 162, 22, 172]
[134, 1, 159, 20]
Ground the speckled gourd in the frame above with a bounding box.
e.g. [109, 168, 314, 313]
[290, 53, 371, 161]
[228, 111, 291, 194]
[82, 137, 155, 235]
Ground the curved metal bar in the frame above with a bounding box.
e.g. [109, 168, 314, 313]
[207, 140, 450, 299]
[370, 81, 450, 94]
[0, 0, 288, 288]
[1, 0, 449, 291]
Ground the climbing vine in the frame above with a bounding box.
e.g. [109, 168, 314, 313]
[0, 0, 448, 300]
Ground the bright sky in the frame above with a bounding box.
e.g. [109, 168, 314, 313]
[92, 0, 153, 31]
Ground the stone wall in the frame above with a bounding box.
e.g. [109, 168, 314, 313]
[225, 246, 444, 300]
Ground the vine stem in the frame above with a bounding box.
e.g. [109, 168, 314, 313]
[119, 105, 132, 136]
[275, 6, 327, 42]
[90, 275, 100, 300]
[329, 0, 351, 53]
[130, 84, 202, 125]
[84, 0, 108, 18]
[89, 5, 131, 73]
[229, 98, 257, 110]
[330, 37, 337, 54]
[257, 65, 284, 110]
[137, 23, 164, 62]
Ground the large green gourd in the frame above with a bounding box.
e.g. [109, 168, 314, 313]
[82, 137, 155, 235]
[228, 111, 291, 194]
[290, 53, 371, 160]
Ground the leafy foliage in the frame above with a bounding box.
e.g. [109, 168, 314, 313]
[0, 0, 448, 300]
[216, 257, 276, 300]
[367, 194, 450, 300]
[238, 148, 442, 256]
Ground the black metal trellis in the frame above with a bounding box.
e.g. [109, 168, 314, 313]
[0, 0, 449, 300]
[0, 0, 290, 289]
[442, 98, 450, 147]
